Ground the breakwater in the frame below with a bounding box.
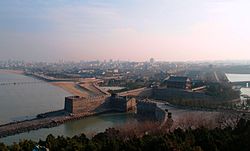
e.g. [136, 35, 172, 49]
[0, 110, 108, 138]
[0, 94, 137, 138]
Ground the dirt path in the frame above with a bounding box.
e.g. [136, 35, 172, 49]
[51, 82, 89, 97]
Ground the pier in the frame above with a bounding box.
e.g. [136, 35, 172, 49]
[0, 94, 137, 138]
[0, 81, 44, 86]
[0, 110, 96, 138]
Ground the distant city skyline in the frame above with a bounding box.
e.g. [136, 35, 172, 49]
[1, 0, 250, 62]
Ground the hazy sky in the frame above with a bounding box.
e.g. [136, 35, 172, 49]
[0, 0, 250, 62]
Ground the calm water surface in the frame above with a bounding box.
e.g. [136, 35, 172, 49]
[0, 71, 136, 144]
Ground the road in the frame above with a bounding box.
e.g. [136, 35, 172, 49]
[214, 71, 220, 82]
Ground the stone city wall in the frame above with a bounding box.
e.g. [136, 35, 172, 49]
[64, 95, 110, 114]
[155, 105, 167, 122]
[64, 94, 137, 114]
[152, 88, 212, 101]
[109, 96, 136, 112]
[137, 99, 167, 122]
[118, 87, 152, 97]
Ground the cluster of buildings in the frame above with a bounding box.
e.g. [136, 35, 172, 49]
[164, 76, 192, 89]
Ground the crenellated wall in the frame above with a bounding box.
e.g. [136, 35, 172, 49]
[64, 87, 215, 118]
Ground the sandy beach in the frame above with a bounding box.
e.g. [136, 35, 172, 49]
[0, 70, 88, 97]
[51, 82, 90, 97]
[0, 69, 107, 97]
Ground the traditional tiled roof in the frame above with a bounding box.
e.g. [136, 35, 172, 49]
[164, 76, 190, 82]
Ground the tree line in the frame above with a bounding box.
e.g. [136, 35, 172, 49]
[0, 118, 250, 151]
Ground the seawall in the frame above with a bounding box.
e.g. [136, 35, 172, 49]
[0, 110, 112, 138]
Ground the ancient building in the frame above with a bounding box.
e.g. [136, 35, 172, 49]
[64, 96, 83, 114]
[136, 99, 167, 122]
[109, 93, 136, 112]
[164, 76, 192, 89]
[152, 87, 211, 101]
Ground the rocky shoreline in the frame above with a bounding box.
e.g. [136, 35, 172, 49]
[0, 106, 131, 139]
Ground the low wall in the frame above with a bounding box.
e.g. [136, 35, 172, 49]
[118, 87, 152, 97]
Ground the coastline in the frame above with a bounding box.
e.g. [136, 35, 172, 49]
[0, 69, 86, 97]
[0, 109, 127, 139]
[0, 69, 108, 98]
